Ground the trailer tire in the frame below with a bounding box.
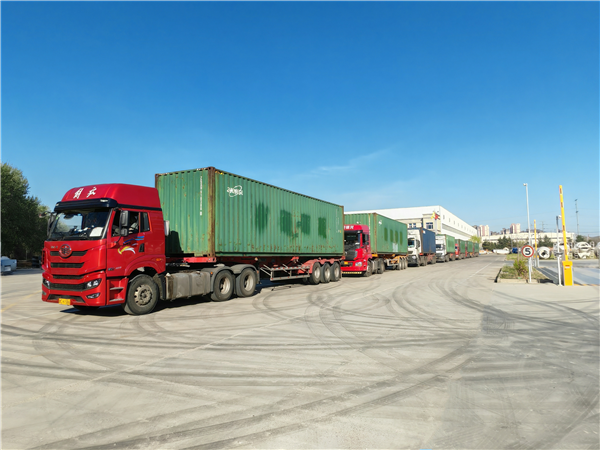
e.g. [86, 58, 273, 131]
[236, 268, 256, 298]
[331, 262, 342, 281]
[123, 274, 159, 315]
[376, 259, 384, 274]
[321, 263, 332, 283]
[211, 271, 235, 302]
[309, 263, 321, 285]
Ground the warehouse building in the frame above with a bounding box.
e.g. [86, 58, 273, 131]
[345, 205, 477, 241]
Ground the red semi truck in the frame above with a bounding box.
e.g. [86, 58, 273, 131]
[41, 169, 344, 315]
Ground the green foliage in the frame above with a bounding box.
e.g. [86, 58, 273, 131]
[576, 235, 586, 243]
[1, 163, 48, 258]
[537, 235, 554, 248]
[513, 258, 528, 278]
[482, 241, 497, 250]
[469, 235, 482, 244]
[497, 236, 512, 248]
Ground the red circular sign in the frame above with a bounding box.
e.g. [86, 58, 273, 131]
[521, 245, 534, 258]
[59, 244, 72, 258]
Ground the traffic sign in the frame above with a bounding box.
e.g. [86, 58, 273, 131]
[521, 245, 534, 258]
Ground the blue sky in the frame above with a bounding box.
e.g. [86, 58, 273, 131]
[2, 2, 598, 235]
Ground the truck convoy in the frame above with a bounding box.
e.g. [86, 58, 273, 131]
[42, 167, 344, 315]
[342, 213, 408, 275]
[435, 234, 456, 262]
[41, 167, 482, 315]
[455, 239, 467, 259]
[407, 228, 436, 266]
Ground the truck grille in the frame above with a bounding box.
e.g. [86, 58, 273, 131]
[50, 251, 87, 257]
[47, 281, 86, 291]
[50, 250, 87, 258]
[50, 263, 84, 269]
[52, 274, 84, 280]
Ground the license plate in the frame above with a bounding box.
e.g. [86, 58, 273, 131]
[58, 298, 71, 306]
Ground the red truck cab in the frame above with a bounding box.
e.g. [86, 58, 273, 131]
[42, 184, 166, 313]
[341, 224, 374, 276]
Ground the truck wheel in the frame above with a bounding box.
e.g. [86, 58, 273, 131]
[123, 274, 159, 315]
[363, 261, 373, 277]
[375, 259, 383, 274]
[236, 268, 256, 298]
[211, 271, 235, 302]
[321, 263, 332, 283]
[309, 263, 321, 285]
[331, 262, 342, 281]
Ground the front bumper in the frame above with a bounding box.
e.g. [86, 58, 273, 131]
[42, 271, 107, 307]
[341, 260, 366, 273]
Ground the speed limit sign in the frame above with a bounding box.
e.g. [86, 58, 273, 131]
[521, 245, 534, 258]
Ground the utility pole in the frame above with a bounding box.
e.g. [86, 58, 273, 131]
[575, 199, 580, 238]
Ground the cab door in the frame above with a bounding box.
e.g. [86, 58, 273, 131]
[106, 210, 147, 278]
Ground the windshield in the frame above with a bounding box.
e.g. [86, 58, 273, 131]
[48, 209, 111, 241]
[344, 232, 361, 249]
[408, 238, 417, 249]
[436, 244, 443, 249]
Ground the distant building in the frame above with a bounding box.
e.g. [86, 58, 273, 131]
[476, 225, 490, 237]
[510, 223, 521, 234]
[345, 205, 477, 241]
[482, 231, 575, 246]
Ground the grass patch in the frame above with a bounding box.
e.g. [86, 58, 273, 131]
[499, 265, 550, 281]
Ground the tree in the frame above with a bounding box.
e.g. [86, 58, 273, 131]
[576, 235, 586, 243]
[469, 235, 482, 244]
[1, 163, 48, 258]
[498, 236, 511, 249]
[538, 235, 554, 248]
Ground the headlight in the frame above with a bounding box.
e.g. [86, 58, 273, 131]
[355, 262, 362, 267]
[85, 279, 101, 289]
[86, 293, 101, 299]
[43, 279, 51, 288]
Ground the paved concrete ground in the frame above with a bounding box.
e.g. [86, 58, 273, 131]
[536, 259, 600, 286]
[1, 256, 598, 449]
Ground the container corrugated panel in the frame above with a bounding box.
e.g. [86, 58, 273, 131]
[344, 213, 407, 255]
[445, 235, 456, 251]
[457, 239, 466, 253]
[467, 241, 474, 252]
[157, 167, 344, 257]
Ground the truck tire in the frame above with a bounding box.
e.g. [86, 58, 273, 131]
[235, 268, 256, 298]
[309, 262, 321, 285]
[321, 263, 332, 283]
[363, 261, 373, 277]
[123, 274, 159, 315]
[331, 262, 342, 281]
[211, 271, 235, 302]
[376, 259, 384, 274]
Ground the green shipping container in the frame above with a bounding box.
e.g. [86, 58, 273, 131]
[440, 234, 455, 252]
[156, 167, 344, 257]
[343, 213, 408, 255]
[457, 239, 466, 253]
[467, 240, 474, 253]
[474, 242, 480, 253]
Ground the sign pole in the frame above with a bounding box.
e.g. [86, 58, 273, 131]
[559, 185, 573, 286]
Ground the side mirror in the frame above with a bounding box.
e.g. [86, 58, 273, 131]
[119, 211, 129, 228]
[46, 212, 57, 235]
[164, 220, 170, 237]
[119, 210, 129, 236]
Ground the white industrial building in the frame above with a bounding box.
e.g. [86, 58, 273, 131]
[346, 205, 477, 241]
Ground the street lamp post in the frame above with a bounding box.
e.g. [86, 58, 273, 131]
[524, 183, 532, 283]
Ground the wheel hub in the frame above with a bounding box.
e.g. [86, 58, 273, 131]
[134, 285, 152, 306]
